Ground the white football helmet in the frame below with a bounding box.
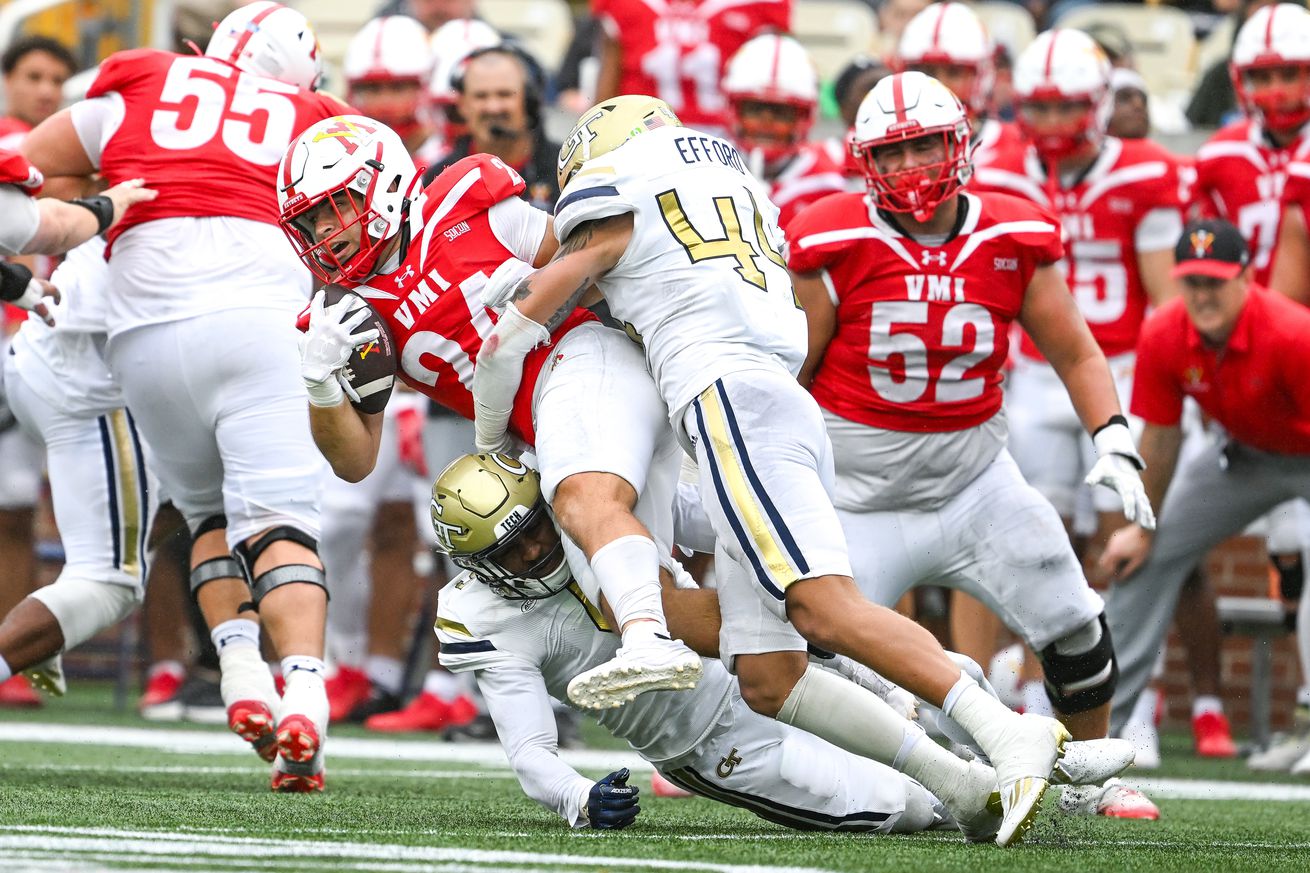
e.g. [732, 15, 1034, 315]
[428, 18, 503, 108]
[850, 71, 971, 221]
[344, 16, 432, 142]
[897, 2, 994, 116]
[722, 34, 819, 162]
[1012, 29, 1113, 163]
[278, 115, 421, 282]
[1231, 3, 1310, 133]
[206, 1, 323, 91]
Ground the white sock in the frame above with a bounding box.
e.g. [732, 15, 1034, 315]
[422, 668, 463, 700]
[1192, 694, 1223, 719]
[365, 655, 404, 695]
[1127, 685, 1159, 728]
[0, 654, 11, 683]
[217, 645, 276, 710]
[1022, 680, 1054, 717]
[281, 656, 329, 731]
[776, 665, 974, 804]
[210, 619, 260, 655]
[589, 535, 668, 640]
[943, 674, 1026, 756]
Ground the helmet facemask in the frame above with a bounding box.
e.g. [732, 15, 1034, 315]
[1017, 92, 1104, 165]
[729, 95, 815, 165]
[450, 502, 573, 600]
[347, 78, 426, 145]
[1235, 61, 1310, 134]
[853, 121, 970, 222]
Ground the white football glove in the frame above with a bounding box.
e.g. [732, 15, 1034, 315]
[300, 289, 379, 408]
[1085, 420, 1156, 530]
[472, 302, 549, 452]
[481, 257, 536, 311]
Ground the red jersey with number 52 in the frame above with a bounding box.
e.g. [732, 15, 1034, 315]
[971, 136, 1185, 359]
[338, 154, 594, 444]
[1193, 119, 1310, 286]
[594, 0, 790, 130]
[86, 49, 349, 245]
[788, 191, 1063, 432]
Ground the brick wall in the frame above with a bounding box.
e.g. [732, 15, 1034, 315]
[1160, 536, 1304, 734]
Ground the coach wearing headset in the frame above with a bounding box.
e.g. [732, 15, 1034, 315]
[423, 45, 560, 210]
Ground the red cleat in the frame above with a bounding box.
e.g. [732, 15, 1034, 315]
[271, 768, 324, 793]
[1193, 711, 1238, 758]
[364, 692, 478, 733]
[325, 665, 372, 723]
[228, 700, 278, 762]
[138, 666, 184, 712]
[1097, 781, 1161, 820]
[276, 713, 322, 764]
[0, 675, 42, 708]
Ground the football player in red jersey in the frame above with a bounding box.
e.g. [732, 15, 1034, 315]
[278, 115, 704, 715]
[788, 71, 1157, 820]
[22, 1, 351, 793]
[593, 0, 791, 133]
[970, 30, 1183, 576]
[720, 34, 845, 232]
[895, 2, 1024, 172]
[343, 16, 432, 155]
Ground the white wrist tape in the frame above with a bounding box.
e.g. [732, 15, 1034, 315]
[305, 376, 345, 408]
[1092, 422, 1144, 469]
[482, 257, 537, 311]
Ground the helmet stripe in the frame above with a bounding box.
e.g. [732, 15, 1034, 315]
[891, 73, 908, 122]
[930, 3, 948, 52]
[1043, 31, 1059, 82]
[372, 17, 388, 70]
[769, 36, 782, 89]
[1266, 5, 1277, 51]
[228, 2, 281, 66]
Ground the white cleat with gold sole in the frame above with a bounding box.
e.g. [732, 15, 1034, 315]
[567, 636, 702, 710]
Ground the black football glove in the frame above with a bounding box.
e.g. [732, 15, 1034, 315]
[587, 768, 640, 830]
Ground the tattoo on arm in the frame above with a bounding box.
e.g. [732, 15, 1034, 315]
[510, 215, 621, 329]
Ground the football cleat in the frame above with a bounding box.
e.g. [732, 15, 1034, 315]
[271, 754, 325, 794]
[945, 759, 1003, 844]
[1052, 738, 1136, 786]
[1250, 709, 1310, 771]
[1059, 778, 1160, 820]
[651, 770, 694, 798]
[1290, 747, 1310, 776]
[228, 700, 279, 763]
[325, 665, 373, 723]
[566, 637, 702, 711]
[276, 713, 322, 765]
[984, 714, 1070, 847]
[1193, 711, 1238, 758]
[0, 674, 41, 707]
[138, 665, 185, 714]
[364, 692, 477, 733]
[23, 654, 66, 697]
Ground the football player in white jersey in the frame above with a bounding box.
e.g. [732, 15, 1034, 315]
[430, 453, 1135, 835]
[473, 95, 1082, 846]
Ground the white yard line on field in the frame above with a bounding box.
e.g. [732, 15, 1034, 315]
[0, 826, 843, 873]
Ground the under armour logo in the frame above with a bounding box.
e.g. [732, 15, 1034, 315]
[921, 251, 947, 267]
[716, 747, 742, 778]
[394, 265, 416, 288]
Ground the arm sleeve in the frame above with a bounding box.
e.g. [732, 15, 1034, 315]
[0, 186, 40, 256]
[1129, 316, 1184, 426]
[475, 663, 596, 827]
[1135, 207, 1184, 253]
[68, 94, 125, 168]
[488, 198, 550, 263]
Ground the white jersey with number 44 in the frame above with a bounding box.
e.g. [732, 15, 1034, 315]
[553, 125, 807, 432]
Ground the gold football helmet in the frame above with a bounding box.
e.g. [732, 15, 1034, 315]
[429, 453, 572, 599]
[557, 94, 682, 191]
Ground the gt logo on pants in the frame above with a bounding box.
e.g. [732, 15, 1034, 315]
[716, 747, 743, 778]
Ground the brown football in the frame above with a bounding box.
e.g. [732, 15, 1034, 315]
[321, 284, 396, 415]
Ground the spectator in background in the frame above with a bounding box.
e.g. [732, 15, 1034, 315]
[826, 55, 889, 180]
[1, 36, 76, 150]
[376, 0, 476, 32]
[1109, 68, 1152, 138]
[424, 46, 559, 210]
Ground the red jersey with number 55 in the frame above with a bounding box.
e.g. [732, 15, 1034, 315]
[1193, 119, 1310, 286]
[337, 154, 594, 444]
[788, 191, 1063, 432]
[971, 136, 1185, 359]
[85, 49, 349, 245]
[594, 0, 790, 130]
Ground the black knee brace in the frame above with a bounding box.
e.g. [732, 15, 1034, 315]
[232, 525, 328, 605]
[1037, 613, 1118, 715]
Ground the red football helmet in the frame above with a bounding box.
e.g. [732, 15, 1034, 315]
[850, 71, 971, 222]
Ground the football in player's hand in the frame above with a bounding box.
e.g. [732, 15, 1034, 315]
[322, 284, 396, 415]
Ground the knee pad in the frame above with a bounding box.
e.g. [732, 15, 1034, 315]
[1037, 613, 1118, 715]
[31, 576, 141, 651]
[233, 525, 328, 605]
